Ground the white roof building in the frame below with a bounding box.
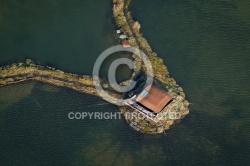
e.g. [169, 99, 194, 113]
[119, 35, 127, 39]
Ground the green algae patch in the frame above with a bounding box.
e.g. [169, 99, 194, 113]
[0, 0, 190, 134]
[37, 83, 61, 93]
[0, 82, 35, 111]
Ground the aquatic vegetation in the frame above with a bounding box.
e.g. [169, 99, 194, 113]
[0, 0, 190, 134]
[0, 61, 121, 103]
[0, 82, 35, 111]
[113, 0, 189, 133]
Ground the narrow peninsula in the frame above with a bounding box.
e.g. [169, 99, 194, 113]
[0, 0, 189, 134]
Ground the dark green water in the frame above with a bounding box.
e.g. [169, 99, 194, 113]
[0, 0, 113, 74]
[0, 0, 250, 165]
[0, 0, 132, 81]
[130, 0, 250, 165]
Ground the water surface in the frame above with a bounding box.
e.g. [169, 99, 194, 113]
[130, 0, 250, 165]
[1, 0, 250, 165]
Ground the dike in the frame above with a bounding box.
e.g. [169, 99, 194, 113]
[113, 0, 189, 134]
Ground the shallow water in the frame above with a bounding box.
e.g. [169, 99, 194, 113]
[0, 81, 175, 166]
[1, 0, 250, 165]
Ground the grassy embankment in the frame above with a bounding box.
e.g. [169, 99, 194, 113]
[113, 0, 189, 134]
[0, 60, 121, 102]
[0, 0, 190, 134]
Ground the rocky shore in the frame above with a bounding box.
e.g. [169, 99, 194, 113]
[113, 0, 189, 134]
[0, 0, 189, 135]
[0, 59, 121, 102]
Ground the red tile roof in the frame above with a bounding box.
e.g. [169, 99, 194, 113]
[122, 40, 130, 48]
[136, 85, 172, 113]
